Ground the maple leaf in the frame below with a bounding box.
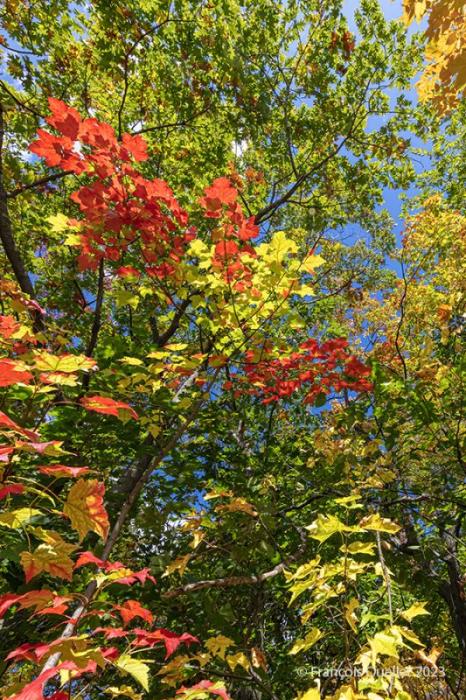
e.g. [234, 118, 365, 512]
[15, 439, 65, 455]
[121, 133, 148, 162]
[37, 602, 70, 618]
[114, 600, 154, 627]
[74, 551, 107, 568]
[0, 358, 33, 386]
[199, 177, 238, 216]
[401, 601, 430, 622]
[34, 352, 97, 373]
[38, 464, 91, 478]
[0, 592, 21, 618]
[47, 97, 82, 139]
[63, 478, 109, 540]
[20, 536, 76, 582]
[0, 410, 40, 440]
[176, 680, 230, 700]
[359, 513, 401, 534]
[17, 589, 55, 611]
[115, 655, 150, 692]
[0, 589, 63, 619]
[80, 395, 138, 421]
[112, 567, 156, 586]
[0, 507, 42, 529]
[0, 483, 24, 500]
[6, 642, 48, 662]
[204, 635, 234, 659]
[0, 314, 21, 339]
[132, 628, 199, 658]
[95, 626, 129, 640]
[7, 662, 76, 700]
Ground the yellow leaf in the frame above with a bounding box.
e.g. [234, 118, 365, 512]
[116, 655, 150, 692]
[294, 284, 314, 297]
[359, 513, 400, 534]
[105, 686, 141, 700]
[306, 514, 361, 542]
[342, 541, 376, 555]
[205, 635, 234, 660]
[34, 352, 96, 373]
[295, 684, 320, 700]
[188, 239, 210, 257]
[395, 625, 424, 647]
[401, 601, 430, 622]
[302, 254, 325, 273]
[190, 531, 205, 549]
[215, 497, 257, 517]
[226, 652, 250, 671]
[48, 213, 69, 232]
[344, 598, 360, 633]
[162, 554, 192, 578]
[0, 508, 42, 528]
[368, 631, 400, 661]
[63, 478, 109, 541]
[289, 628, 323, 655]
[64, 232, 82, 246]
[119, 357, 144, 366]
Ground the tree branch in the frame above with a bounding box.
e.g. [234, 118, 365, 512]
[0, 103, 42, 328]
[40, 372, 221, 672]
[163, 527, 307, 598]
[7, 171, 69, 199]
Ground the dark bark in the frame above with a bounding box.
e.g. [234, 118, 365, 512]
[0, 103, 36, 299]
[438, 526, 466, 651]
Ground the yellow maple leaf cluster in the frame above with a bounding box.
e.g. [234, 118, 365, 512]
[403, 0, 466, 113]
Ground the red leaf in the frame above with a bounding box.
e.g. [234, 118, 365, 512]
[95, 626, 129, 639]
[0, 359, 33, 387]
[6, 643, 47, 662]
[200, 177, 238, 215]
[0, 483, 24, 500]
[214, 240, 239, 259]
[114, 600, 154, 627]
[0, 315, 21, 339]
[0, 411, 39, 441]
[36, 595, 72, 616]
[80, 395, 138, 420]
[46, 97, 82, 140]
[0, 446, 14, 462]
[113, 567, 156, 586]
[116, 265, 140, 278]
[132, 628, 199, 658]
[74, 551, 106, 569]
[38, 464, 91, 478]
[7, 662, 76, 700]
[121, 133, 148, 162]
[0, 593, 21, 618]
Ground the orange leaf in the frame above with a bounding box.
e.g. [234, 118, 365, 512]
[0, 359, 33, 387]
[63, 478, 109, 540]
[38, 464, 91, 478]
[114, 599, 154, 627]
[20, 539, 76, 583]
[80, 395, 138, 420]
